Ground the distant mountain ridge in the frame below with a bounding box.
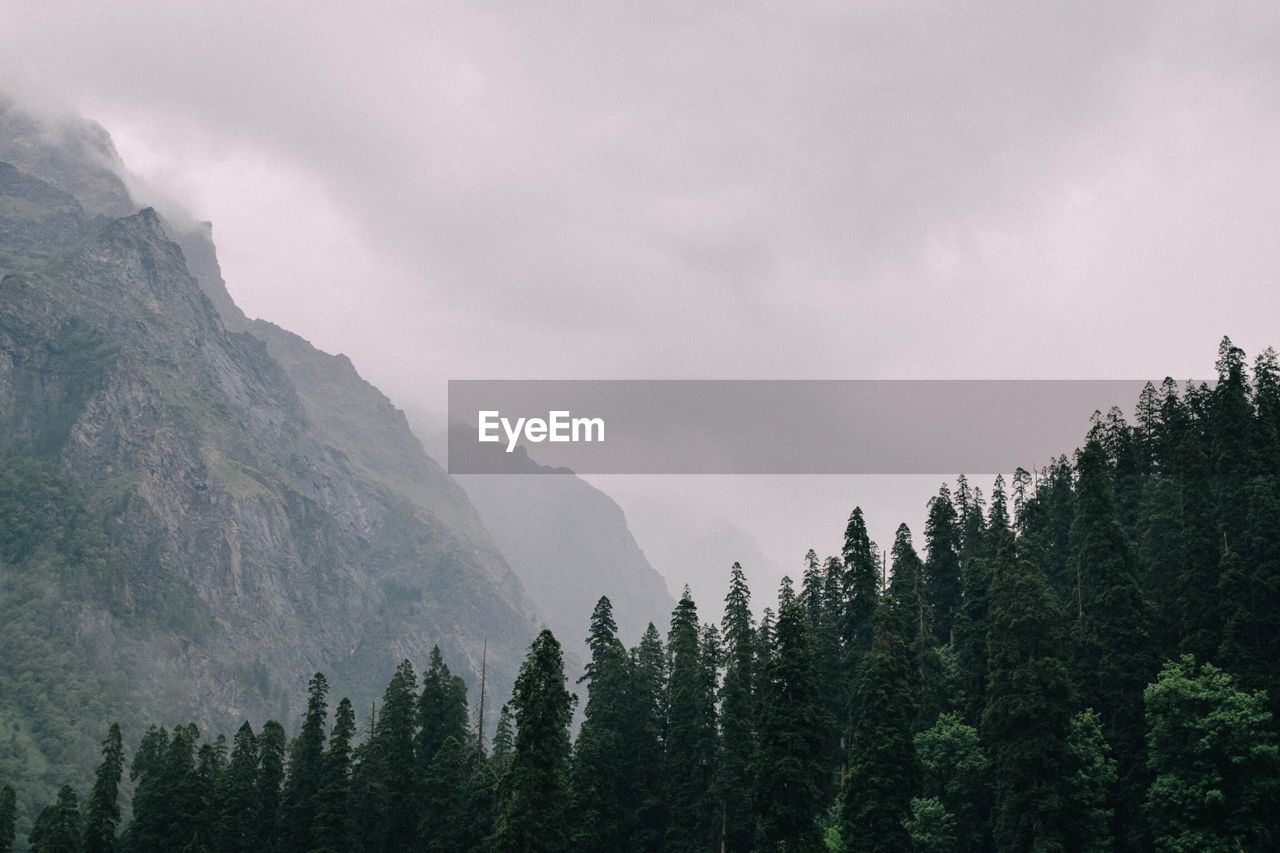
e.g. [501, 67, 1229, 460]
[0, 99, 543, 823]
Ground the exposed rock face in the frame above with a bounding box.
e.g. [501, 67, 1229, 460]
[0, 103, 541, 811]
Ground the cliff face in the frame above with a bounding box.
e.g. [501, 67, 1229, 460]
[0, 102, 540, 818]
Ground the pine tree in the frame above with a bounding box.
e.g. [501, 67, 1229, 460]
[256, 720, 287, 851]
[753, 600, 831, 851]
[628, 624, 667, 852]
[420, 736, 475, 851]
[490, 703, 515, 778]
[314, 698, 355, 853]
[282, 673, 328, 853]
[1070, 440, 1155, 843]
[663, 592, 718, 853]
[28, 785, 81, 853]
[418, 647, 469, 766]
[493, 630, 573, 853]
[570, 596, 633, 852]
[83, 723, 123, 853]
[982, 555, 1074, 852]
[1175, 430, 1221, 663]
[716, 564, 756, 853]
[122, 725, 170, 851]
[841, 605, 917, 853]
[0, 785, 15, 853]
[924, 485, 963, 646]
[887, 523, 935, 717]
[953, 483, 990, 725]
[841, 507, 879, 659]
[1144, 656, 1280, 850]
[217, 722, 261, 853]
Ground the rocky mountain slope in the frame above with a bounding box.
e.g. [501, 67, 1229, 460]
[0, 101, 542, 822]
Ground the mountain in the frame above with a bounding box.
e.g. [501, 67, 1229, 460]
[0, 100, 542, 826]
[614, 491, 786, 622]
[446, 437, 675, 655]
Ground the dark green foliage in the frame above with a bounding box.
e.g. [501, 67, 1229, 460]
[627, 625, 667, 852]
[419, 736, 477, 851]
[282, 673, 327, 853]
[313, 698, 354, 853]
[490, 704, 514, 778]
[493, 630, 573, 853]
[753, 600, 830, 851]
[255, 721, 287, 851]
[840, 508, 879, 658]
[924, 485, 963, 646]
[1218, 475, 1280, 703]
[1070, 441, 1156, 842]
[216, 722, 260, 853]
[716, 564, 756, 853]
[1061, 709, 1116, 852]
[914, 713, 989, 853]
[982, 555, 1075, 852]
[841, 607, 916, 853]
[28, 785, 81, 853]
[1174, 431, 1221, 663]
[82, 724, 123, 853]
[1144, 656, 1280, 851]
[662, 592, 718, 853]
[0, 785, 14, 853]
[417, 647, 469, 767]
[569, 597, 632, 852]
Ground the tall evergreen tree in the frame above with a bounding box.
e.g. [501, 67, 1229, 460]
[663, 592, 718, 853]
[493, 630, 573, 853]
[982, 555, 1074, 852]
[217, 722, 261, 853]
[888, 524, 935, 712]
[417, 647, 469, 766]
[570, 596, 633, 852]
[490, 703, 515, 778]
[313, 697, 356, 853]
[953, 483, 990, 725]
[83, 723, 123, 853]
[628, 624, 668, 852]
[256, 720, 287, 852]
[716, 564, 757, 853]
[753, 600, 831, 851]
[282, 673, 328, 853]
[1174, 429, 1221, 663]
[924, 485, 963, 646]
[841, 507, 880, 659]
[28, 785, 81, 853]
[1061, 709, 1117, 853]
[1070, 440, 1155, 843]
[420, 736, 477, 851]
[841, 605, 917, 853]
[1219, 474, 1280, 705]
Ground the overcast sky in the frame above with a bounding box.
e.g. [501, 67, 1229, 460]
[4, 2, 1280, 605]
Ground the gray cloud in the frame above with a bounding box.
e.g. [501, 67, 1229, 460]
[4, 2, 1279, 597]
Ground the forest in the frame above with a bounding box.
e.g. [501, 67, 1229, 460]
[3, 336, 1280, 853]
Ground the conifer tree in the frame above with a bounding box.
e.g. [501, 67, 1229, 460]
[493, 630, 573, 853]
[314, 698, 355, 853]
[716, 564, 756, 853]
[663, 592, 718, 853]
[753, 600, 831, 851]
[887, 524, 934, 712]
[1144, 656, 1280, 850]
[420, 736, 476, 851]
[1174, 430, 1220, 663]
[28, 785, 81, 853]
[217, 722, 261, 853]
[924, 485, 963, 646]
[841, 507, 879, 658]
[628, 624, 668, 852]
[841, 605, 917, 853]
[282, 673, 328, 853]
[83, 723, 123, 853]
[490, 703, 515, 778]
[256, 720, 287, 851]
[1070, 440, 1155, 842]
[0, 785, 14, 853]
[982, 555, 1074, 852]
[418, 647, 469, 766]
[122, 725, 170, 852]
[953, 484, 990, 725]
[1219, 475, 1280, 705]
[570, 596, 633, 852]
